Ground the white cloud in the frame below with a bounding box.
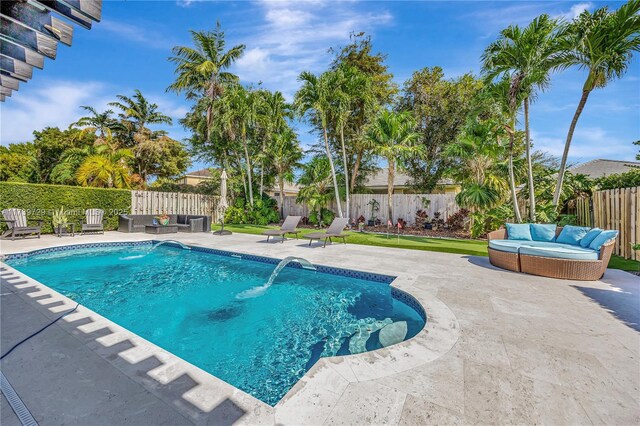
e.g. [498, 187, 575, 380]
[0, 80, 191, 145]
[98, 19, 175, 50]
[0, 80, 111, 145]
[176, 0, 202, 8]
[531, 127, 637, 162]
[467, 1, 593, 33]
[560, 2, 593, 20]
[232, 1, 393, 100]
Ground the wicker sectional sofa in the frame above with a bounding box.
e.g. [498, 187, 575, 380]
[487, 225, 617, 281]
[118, 214, 211, 233]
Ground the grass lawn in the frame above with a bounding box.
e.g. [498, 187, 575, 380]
[216, 224, 639, 272]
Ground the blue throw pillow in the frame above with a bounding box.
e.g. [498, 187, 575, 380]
[506, 223, 532, 241]
[556, 225, 590, 246]
[589, 230, 619, 251]
[580, 228, 602, 248]
[530, 224, 557, 242]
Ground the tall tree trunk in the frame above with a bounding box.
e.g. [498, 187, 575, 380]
[259, 138, 266, 197]
[323, 127, 343, 218]
[387, 159, 395, 222]
[242, 135, 254, 207]
[524, 97, 535, 222]
[278, 176, 285, 219]
[553, 89, 591, 207]
[340, 125, 350, 222]
[259, 164, 264, 198]
[508, 131, 522, 223]
[350, 148, 364, 194]
[235, 152, 248, 202]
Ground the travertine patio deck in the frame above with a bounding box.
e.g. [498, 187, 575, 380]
[1, 232, 638, 425]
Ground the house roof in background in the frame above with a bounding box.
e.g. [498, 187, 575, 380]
[184, 168, 214, 178]
[569, 159, 640, 179]
[363, 168, 455, 188]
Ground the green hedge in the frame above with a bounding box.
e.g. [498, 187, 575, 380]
[0, 182, 131, 234]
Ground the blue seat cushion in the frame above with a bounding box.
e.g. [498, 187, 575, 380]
[580, 228, 602, 248]
[530, 224, 557, 242]
[589, 230, 619, 251]
[506, 223, 532, 241]
[489, 239, 523, 253]
[519, 244, 599, 261]
[556, 225, 590, 245]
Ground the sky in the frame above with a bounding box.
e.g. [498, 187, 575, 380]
[1, 0, 639, 173]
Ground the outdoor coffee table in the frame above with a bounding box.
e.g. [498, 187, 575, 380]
[56, 223, 75, 237]
[145, 224, 178, 234]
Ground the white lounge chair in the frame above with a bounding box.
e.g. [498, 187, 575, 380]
[304, 217, 350, 247]
[262, 216, 302, 243]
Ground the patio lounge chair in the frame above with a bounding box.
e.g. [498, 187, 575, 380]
[82, 209, 106, 235]
[262, 216, 302, 243]
[304, 217, 350, 247]
[1, 208, 42, 240]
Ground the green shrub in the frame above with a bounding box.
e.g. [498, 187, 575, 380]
[595, 169, 640, 190]
[0, 182, 131, 233]
[224, 195, 279, 225]
[308, 208, 335, 227]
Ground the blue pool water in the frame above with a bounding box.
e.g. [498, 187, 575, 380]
[7, 243, 426, 405]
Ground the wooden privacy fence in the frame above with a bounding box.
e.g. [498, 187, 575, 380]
[575, 186, 639, 260]
[280, 193, 459, 225]
[131, 190, 220, 223]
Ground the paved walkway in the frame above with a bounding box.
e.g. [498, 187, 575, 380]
[1, 232, 638, 425]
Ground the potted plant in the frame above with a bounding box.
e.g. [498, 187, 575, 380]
[357, 215, 366, 232]
[155, 211, 170, 226]
[52, 206, 68, 234]
[367, 199, 379, 226]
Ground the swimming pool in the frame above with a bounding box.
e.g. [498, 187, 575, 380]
[6, 242, 426, 405]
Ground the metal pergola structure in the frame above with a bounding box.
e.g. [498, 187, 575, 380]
[0, 0, 102, 101]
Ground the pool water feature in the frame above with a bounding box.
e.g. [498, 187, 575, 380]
[236, 256, 317, 299]
[6, 243, 426, 406]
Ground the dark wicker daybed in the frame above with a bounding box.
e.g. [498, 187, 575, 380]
[487, 226, 617, 281]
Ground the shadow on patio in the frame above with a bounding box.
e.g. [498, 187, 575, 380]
[0, 266, 271, 425]
[572, 274, 640, 332]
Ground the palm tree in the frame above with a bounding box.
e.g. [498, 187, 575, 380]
[297, 156, 335, 226]
[367, 110, 422, 222]
[71, 106, 122, 139]
[76, 148, 133, 189]
[109, 89, 172, 133]
[483, 77, 525, 223]
[258, 90, 291, 197]
[481, 14, 565, 221]
[269, 127, 303, 218]
[445, 117, 507, 215]
[220, 85, 259, 206]
[168, 22, 245, 140]
[294, 71, 344, 218]
[329, 65, 375, 222]
[553, 1, 640, 206]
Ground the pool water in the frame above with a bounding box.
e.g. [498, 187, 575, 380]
[7, 244, 425, 405]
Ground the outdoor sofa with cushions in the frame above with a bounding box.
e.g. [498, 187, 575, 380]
[487, 224, 618, 281]
[118, 214, 211, 233]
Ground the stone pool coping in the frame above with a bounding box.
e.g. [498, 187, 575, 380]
[0, 238, 460, 424]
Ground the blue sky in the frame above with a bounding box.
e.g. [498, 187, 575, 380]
[1, 0, 638, 172]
